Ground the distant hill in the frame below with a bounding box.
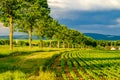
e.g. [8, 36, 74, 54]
[84, 33, 120, 40]
[1, 33, 120, 41]
[0, 35, 39, 40]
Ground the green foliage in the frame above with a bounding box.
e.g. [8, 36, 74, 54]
[0, 0, 99, 48]
[0, 0, 22, 25]
[0, 39, 9, 45]
[0, 0, 24, 50]
[16, 41, 29, 46]
[14, 0, 50, 48]
[29, 71, 56, 80]
[0, 71, 26, 80]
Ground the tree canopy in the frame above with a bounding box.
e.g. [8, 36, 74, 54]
[0, 0, 97, 49]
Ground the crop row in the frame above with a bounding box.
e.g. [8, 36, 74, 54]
[59, 50, 120, 80]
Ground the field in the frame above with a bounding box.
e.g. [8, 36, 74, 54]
[49, 50, 120, 80]
[0, 46, 120, 80]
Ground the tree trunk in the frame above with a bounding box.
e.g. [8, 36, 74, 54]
[57, 41, 60, 48]
[28, 27, 32, 48]
[63, 42, 65, 48]
[68, 43, 70, 48]
[49, 39, 52, 48]
[39, 40, 43, 48]
[9, 16, 13, 50]
[72, 44, 74, 48]
[42, 41, 44, 48]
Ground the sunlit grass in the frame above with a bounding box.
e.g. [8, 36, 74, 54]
[0, 45, 67, 56]
[0, 71, 26, 80]
[0, 45, 71, 79]
[29, 71, 56, 80]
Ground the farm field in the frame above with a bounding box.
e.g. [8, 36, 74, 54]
[49, 50, 120, 80]
[1, 46, 120, 80]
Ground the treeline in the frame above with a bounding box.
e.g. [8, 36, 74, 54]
[96, 40, 120, 50]
[0, 0, 98, 49]
[0, 39, 96, 48]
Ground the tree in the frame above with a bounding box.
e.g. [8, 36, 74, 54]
[15, 0, 50, 48]
[51, 21, 62, 48]
[33, 16, 51, 48]
[58, 25, 69, 48]
[44, 18, 57, 48]
[0, 0, 22, 50]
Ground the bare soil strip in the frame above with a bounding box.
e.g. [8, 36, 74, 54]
[50, 55, 63, 80]
[64, 61, 74, 80]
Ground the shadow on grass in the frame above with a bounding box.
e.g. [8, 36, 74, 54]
[0, 56, 55, 78]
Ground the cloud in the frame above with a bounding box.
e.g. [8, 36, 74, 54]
[107, 18, 120, 28]
[0, 23, 9, 35]
[108, 24, 120, 28]
[48, 0, 120, 20]
[116, 18, 120, 24]
[0, 23, 27, 35]
[48, 0, 67, 9]
[48, 0, 120, 11]
[47, 0, 120, 35]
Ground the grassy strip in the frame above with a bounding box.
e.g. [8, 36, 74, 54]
[0, 46, 67, 80]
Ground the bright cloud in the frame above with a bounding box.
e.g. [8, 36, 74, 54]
[0, 23, 8, 29]
[48, 0, 120, 11]
[0, 23, 9, 35]
[116, 18, 120, 24]
[0, 23, 27, 35]
[48, 0, 120, 19]
[0, 23, 9, 31]
[108, 18, 120, 28]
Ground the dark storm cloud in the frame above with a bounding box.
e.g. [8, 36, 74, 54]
[54, 10, 120, 25]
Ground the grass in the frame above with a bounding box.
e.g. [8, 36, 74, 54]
[0, 71, 26, 80]
[29, 71, 56, 80]
[0, 45, 71, 80]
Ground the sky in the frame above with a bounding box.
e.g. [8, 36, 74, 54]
[0, 23, 26, 35]
[48, 0, 120, 35]
[0, 23, 10, 35]
[0, 0, 120, 35]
